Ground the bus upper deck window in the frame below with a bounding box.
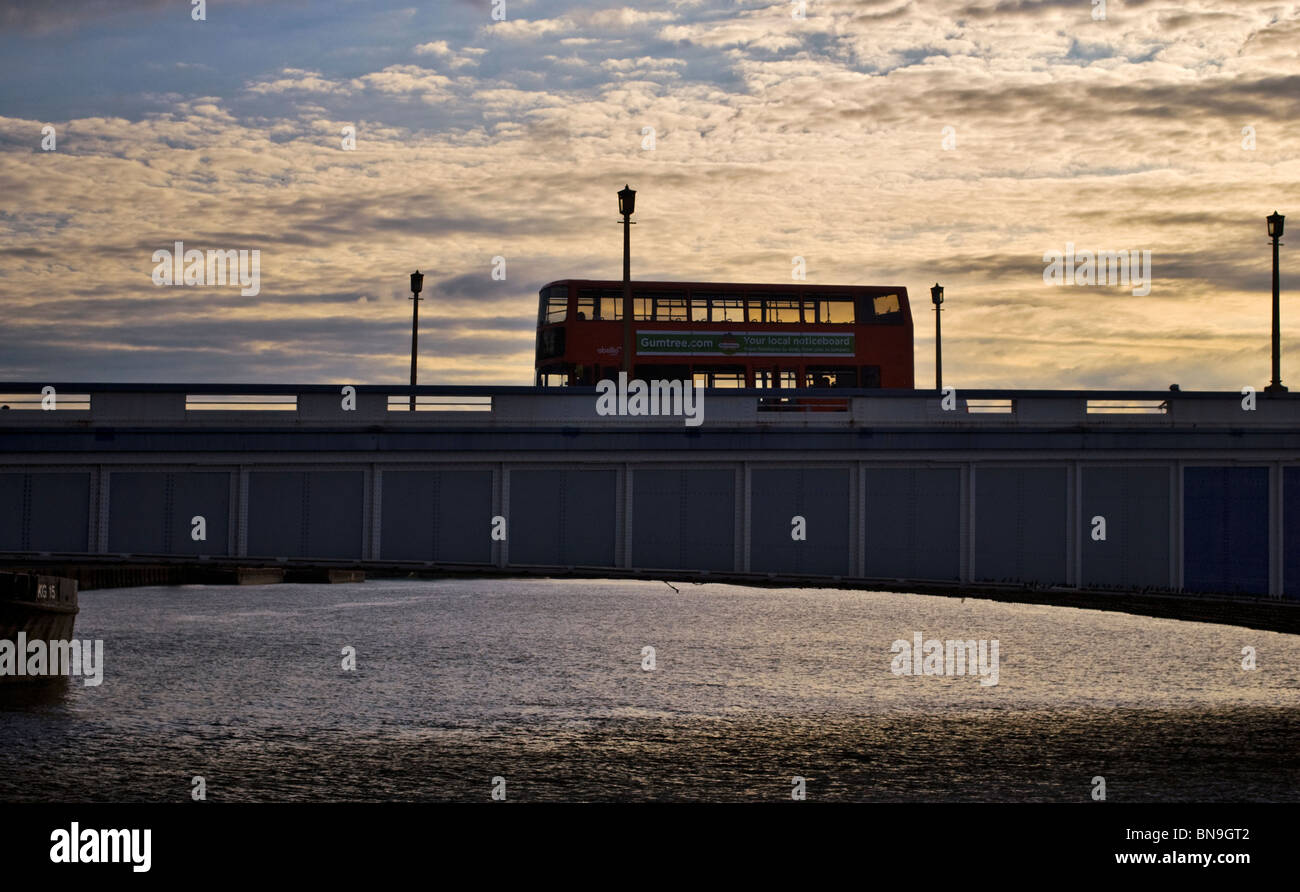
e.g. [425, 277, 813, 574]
[768, 298, 800, 323]
[817, 299, 855, 323]
[712, 298, 744, 322]
[653, 295, 688, 321]
[746, 298, 764, 323]
[690, 297, 710, 322]
[599, 294, 622, 320]
[873, 293, 901, 316]
[577, 292, 596, 321]
[542, 287, 568, 324]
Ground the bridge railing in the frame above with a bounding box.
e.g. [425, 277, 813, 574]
[0, 384, 1296, 429]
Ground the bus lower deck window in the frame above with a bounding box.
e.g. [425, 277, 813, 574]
[707, 370, 747, 388]
[806, 367, 857, 387]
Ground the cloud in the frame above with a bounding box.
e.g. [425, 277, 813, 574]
[413, 40, 488, 68]
[246, 69, 349, 95]
[4, 0, 1300, 390]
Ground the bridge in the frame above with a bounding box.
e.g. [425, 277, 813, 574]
[2, 382, 1299, 629]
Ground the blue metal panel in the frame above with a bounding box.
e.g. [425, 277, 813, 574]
[632, 469, 735, 571]
[863, 468, 960, 581]
[1184, 467, 1269, 595]
[0, 474, 27, 551]
[108, 472, 231, 556]
[750, 468, 851, 576]
[15, 427, 1300, 456]
[1286, 468, 1300, 600]
[1080, 466, 1170, 589]
[170, 472, 231, 555]
[0, 473, 89, 552]
[507, 469, 617, 567]
[108, 472, 166, 553]
[247, 471, 363, 559]
[380, 470, 493, 563]
[974, 467, 1067, 585]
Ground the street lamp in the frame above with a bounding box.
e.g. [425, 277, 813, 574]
[409, 270, 424, 410]
[1266, 212, 1286, 394]
[930, 282, 944, 391]
[618, 184, 636, 374]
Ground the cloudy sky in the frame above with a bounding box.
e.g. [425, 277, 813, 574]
[0, 0, 1296, 389]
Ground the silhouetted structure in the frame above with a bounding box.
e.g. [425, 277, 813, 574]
[618, 185, 636, 373]
[931, 282, 944, 390]
[409, 270, 424, 410]
[1266, 212, 1286, 394]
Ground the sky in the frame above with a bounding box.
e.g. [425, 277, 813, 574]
[0, 0, 1297, 389]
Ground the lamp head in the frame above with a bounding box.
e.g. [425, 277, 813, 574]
[618, 184, 636, 217]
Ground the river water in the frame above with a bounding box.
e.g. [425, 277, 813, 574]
[2, 578, 1297, 801]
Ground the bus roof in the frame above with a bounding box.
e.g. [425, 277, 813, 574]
[541, 279, 909, 296]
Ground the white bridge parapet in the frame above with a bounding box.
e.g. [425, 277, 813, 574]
[0, 384, 1297, 429]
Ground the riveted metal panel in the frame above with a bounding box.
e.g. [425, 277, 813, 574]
[632, 469, 735, 571]
[107, 471, 231, 556]
[863, 467, 960, 581]
[974, 467, 1067, 585]
[1080, 466, 1170, 589]
[1184, 467, 1268, 595]
[247, 470, 364, 559]
[750, 468, 851, 576]
[0, 474, 28, 550]
[379, 469, 493, 563]
[0, 473, 91, 553]
[1285, 467, 1300, 600]
[507, 469, 617, 567]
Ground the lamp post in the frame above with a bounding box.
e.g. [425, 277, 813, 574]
[1266, 212, 1287, 394]
[409, 269, 424, 411]
[930, 282, 944, 391]
[618, 184, 636, 374]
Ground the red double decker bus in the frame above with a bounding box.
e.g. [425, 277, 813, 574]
[534, 279, 914, 388]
